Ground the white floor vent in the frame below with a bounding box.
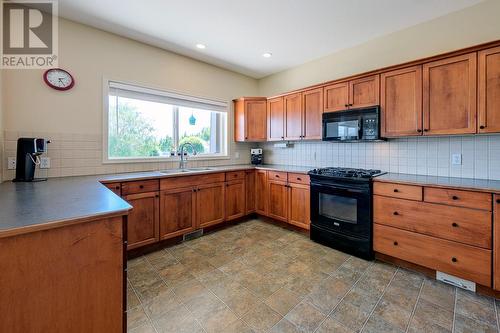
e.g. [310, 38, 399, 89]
[183, 229, 203, 242]
[436, 271, 476, 292]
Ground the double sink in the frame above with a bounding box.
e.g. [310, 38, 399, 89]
[159, 167, 215, 175]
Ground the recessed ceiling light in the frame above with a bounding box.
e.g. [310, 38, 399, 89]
[196, 43, 206, 49]
[262, 52, 272, 58]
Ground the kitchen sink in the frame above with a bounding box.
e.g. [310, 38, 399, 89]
[159, 167, 214, 174]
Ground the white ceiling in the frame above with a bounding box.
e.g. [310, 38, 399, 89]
[58, 0, 483, 78]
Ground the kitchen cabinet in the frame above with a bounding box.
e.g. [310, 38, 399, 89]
[380, 66, 423, 137]
[479, 46, 500, 133]
[267, 97, 285, 141]
[255, 170, 268, 215]
[159, 187, 195, 240]
[245, 170, 256, 214]
[494, 195, 500, 290]
[288, 182, 310, 230]
[268, 179, 288, 222]
[104, 182, 121, 195]
[324, 75, 379, 112]
[233, 97, 267, 142]
[324, 82, 349, 112]
[284, 93, 303, 140]
[123, 191, 159, 250]
[302, 88, 323, 140]
[197, 182, 225, 228]
[423, 53, 477, 135]
[225, 179, 246, 221]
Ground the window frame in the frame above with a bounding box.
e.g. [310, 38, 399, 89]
[102, 78, 230, 164]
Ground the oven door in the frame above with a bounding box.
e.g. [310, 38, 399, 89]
[310, 182, 371, 238]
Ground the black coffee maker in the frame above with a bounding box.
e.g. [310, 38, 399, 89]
[13, 138, 49, 182]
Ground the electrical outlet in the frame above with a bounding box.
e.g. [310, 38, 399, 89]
[235, 152, 240, 159]
[40, 157, 51, 169]
[451, 153, 462, 165]
[7, 157, 16, 170]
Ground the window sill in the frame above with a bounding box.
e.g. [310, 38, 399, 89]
[102, 154, 231, 164]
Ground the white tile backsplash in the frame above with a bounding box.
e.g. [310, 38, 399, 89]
[260, 135, 500, 180]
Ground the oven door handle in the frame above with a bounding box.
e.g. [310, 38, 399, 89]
[311, 183, 367, 195]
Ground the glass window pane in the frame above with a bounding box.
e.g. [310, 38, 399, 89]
[178, 106, 225, 155]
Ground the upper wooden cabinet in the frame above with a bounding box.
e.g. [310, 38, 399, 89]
[380, 66, 423, 137]
[479, 46, 500, 133]
[233, 97, 267, 142]
[124, 191, 159, 250]
[267, 97, 285, 141]
[324, 82, 349, 112]
[324, 75, 379, 112]
[423, 53, 477, 135]
[302, 88, 323, 140]
[284, 93, 303, 140]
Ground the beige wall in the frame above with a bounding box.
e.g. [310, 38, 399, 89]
[2, 18, 258, 179]
[258, 0, 500, 96]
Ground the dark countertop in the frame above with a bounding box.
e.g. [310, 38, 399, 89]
[375, 173, 500, 194]
[0, 164, 312, 239]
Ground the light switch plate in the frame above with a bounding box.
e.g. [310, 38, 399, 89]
[40, 157, 51, 169]
[7, 157, 16, 170]
[451, 153, 462, 165]
[235, 152, 240, 159]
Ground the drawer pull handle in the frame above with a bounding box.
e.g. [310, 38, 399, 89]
[452, 195, 459, 200]
[451, 257, 457, 263]
[452, 222, 458, 227]
[393, 241, 398, 246]
[297, 177, 302, 181]
[139, 185, 144, 189]
[393, 211, 399, 216]
[497, 199, 500, 204]
[393, 189, 399, 193]
[275, 175, 279, 178]
[115, 186, 120, 190]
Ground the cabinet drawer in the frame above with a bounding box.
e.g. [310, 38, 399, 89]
[160, 173, 225, 190]
[424, 187, 492, 211]
[373, 182, 422, 201]
[374, 224, 491, 286]
[225, 171, 246, 181]
[374, 195, 492, 249]
[104, 182, 121, 195]
[288, 173, 309, 185]
[268, 171, 288, 182]
[121, 179, 159, 195]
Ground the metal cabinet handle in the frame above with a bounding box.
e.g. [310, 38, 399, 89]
[393, 241, 398, 246]
[480, 125, 486, 129]
[497, 199, 500, 204]
[417, 129, 422, 133]
[451, 257, 457, 263]
[139, 185, 144, 189]
[452, 222, 458, 227]
[423, 129, 429, 132]
[452, 195, 459, 200]
[393, 189, 399, 193]
[393, 211, 399, 216]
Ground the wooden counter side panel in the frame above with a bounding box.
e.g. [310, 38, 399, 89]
[0, 217, 124, 333]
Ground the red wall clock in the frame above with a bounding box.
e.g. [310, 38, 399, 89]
[43, 68, 75, 91]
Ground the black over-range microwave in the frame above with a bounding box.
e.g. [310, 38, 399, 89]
[322, 106, 383, 142]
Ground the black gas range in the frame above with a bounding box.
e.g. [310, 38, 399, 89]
[308, 167, 385, 260]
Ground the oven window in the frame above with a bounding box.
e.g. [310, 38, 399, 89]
[326, 120, 359, 139]
[318, 193, 357, 224]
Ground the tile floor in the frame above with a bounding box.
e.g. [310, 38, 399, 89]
[126, 218, 500, 333]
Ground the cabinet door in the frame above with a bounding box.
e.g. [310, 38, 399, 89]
[255, 170, 268, 215]
[124, 192, 159, 250]
[479, 46, 500, 133]
[381, 66, 423, 137]
[423, 53, 477, 135]
[267, 97, 285, 141]
[302, 88, 323, 140]
[245, 170, 256, 214]
[324, 82, 349, 112]
[268, 181, 288, 222]
[197, 182, 225, 228]
[225, 180, 246, 221]
[495, 195, 500, 290]
[288, 183, 310, 230]
[349, 75, 380, 108]
[284, 93, 303, 140]
[245, 100, 267, 141]
[159, 187, 195, 240]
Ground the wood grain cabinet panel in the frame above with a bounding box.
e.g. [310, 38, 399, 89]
[225, 180, 246, 221]
[381, 66, 423, 137]
[197, 182, 225, 228]
[324, 82, 349, 112]
[104, 182, 122, 196]
[267, 97, 285, 141]
[255, 170, 268, 215]
[284, 93, 303, 140]
[123, 192, 159, 250]
[288, 183, 310, 230]
[374, 223, 491, 287]
[479, 46, 500, 133]
[233, 97, 267, 142]
[245, 170, 256, 214]
[268, 180, 288, 222]
[349, 75, 380, 108]
[494, 195, 500, 290]
[374, 195, 492, 249]
[159, 187, 195, 240]
[424, 187, 492, 211]
[121, 179, 159, 195]
[302, 88, 323, 140]
[423, 53, 477, 135]
[373, 182, 423, 201]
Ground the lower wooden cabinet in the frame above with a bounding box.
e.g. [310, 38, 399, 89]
[123, 191, 159, 250]
[197, 182, 225, 228]
[494, 195, 500, 290]
[288, 183, 310, 230]
[268, 180, 288, 222]
[255, 170, 268, 215]
[225, 179, 246, 221]
[245, 170, 256, 214]
[159, 187, 196, 240]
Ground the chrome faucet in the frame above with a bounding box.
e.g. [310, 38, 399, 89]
[178, 142, 197, 169]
